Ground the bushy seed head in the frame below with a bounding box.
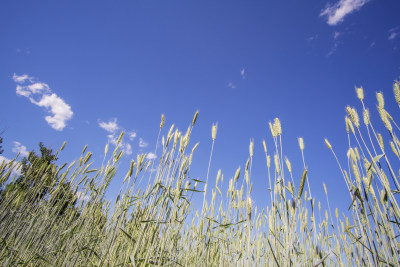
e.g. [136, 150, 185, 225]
[263, 140, 267, 154]
[192, 110, 199, 126]
[274, 154, 280, 175]
[285, 157, 292, 173]
[378, 107, 393, 133]
[376, 91, 384, 109]
[363, 109, 370, 126]
[324, 138, 332, 150]
[267, 155, 271, 168]
[378, 133, 384, 151]
[273, 118, 282, 136]
[160, 114, 165, 129]
[346, 106, 360, 128]
[394, 81, 400, 107]
[391, 141, 399, 158]
[246, 197, 252, 220]
[234, 166, 241, 181]
[269, 121, 276, 138]
[216, 169, 221, 185]
[212, 123, 217, 141]
[298, 137, 304, 151]
[345, 116, 355, 135]
[104, 143, 109, 156]
[323, 183, 328, 196]
[249, 139, 254, 158]
[355, 86, 364, 101]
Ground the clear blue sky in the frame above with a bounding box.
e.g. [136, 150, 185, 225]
[1, 0, 399, 212]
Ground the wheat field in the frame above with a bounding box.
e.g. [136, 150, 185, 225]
[0, 82, 400, 266]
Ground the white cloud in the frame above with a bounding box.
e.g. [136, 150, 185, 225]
[389, 32, 398, 40]
[12, 141, 29, 157]
[13, 73, 33, 84]
[13, 73, 73, 131]
[146, 152, 157, 160]
[139, 138, 148, 148]
[227, 82, 236, 89]
[388, 28, 399, 40]
[0, 155, 22, 177]
[31, 94, 73, 131]
[240, 69, 245, 80]
[128, 131, 137, 141]
[320, 0, 369, 26]
[99, 118, 132, 155]
[99, 118, 119, 133]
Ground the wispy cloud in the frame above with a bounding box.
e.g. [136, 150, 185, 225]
[327, 31, 343, 56]
[139, 138, 148, 148]
[99, 118, 133, 155]
[13, 73, 73, 131]
[320, 0, 369, 26]
[240, 69, 245, 80]
[128, 131, 137, 141]
[146, 152, 157, 160]
[227, 82, 236, 89]
[307, 35, 319, 42]
[99, 118, 119, 133]
[389, 27, 400, 40]
[12, 141, 29, 157]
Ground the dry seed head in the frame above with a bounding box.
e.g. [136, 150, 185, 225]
[262, 140, 267, 154]
[216, 169, 221, 185]
[376, 91, 384, 109]
[60, 141, 66, 151]
[234, 166, 241, 181]
[245, 158, 250, 171]
[298, 169, 308, 199]
[345, 116, 355, 135]
[298, 137, 305, 151]
[117, 131, 124, 145]
[269, 121, 277, 137]
[246, 197, 252, 220]
[192, 110, 199, 126]
[378, 108, 393, 133]
[355, 86, 364, 101]
[249, 139, 254, 158]
[323, 183, 328, 196]
[324, 138, 332, 150]
[363, 109, 370, 126]
[274, 154, 280, 175]
[273, 118, 282, 136]
[285, 157, 292, 173]
[267, 155, 271, 168]
[390, 141, 399, 158]
[335, 208, 339, 218]
[212, 123, 218, 141]
[160, 114, 165, 129]
[394, 81, 400, 107]
[104, 143, 109, 156]
[354, 147, 360, 161]
[378, 133, 384, 151]
[346, 107, 360, 128]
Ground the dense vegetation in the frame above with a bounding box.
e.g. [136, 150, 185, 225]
[0, 82, 400, 266]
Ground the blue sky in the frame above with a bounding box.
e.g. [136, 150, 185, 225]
[1, 0, 400, 212]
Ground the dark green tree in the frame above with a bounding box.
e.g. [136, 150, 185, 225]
[1, 142, 77, 216]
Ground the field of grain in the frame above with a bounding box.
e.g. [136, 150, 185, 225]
[1, 82, 400, 266]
